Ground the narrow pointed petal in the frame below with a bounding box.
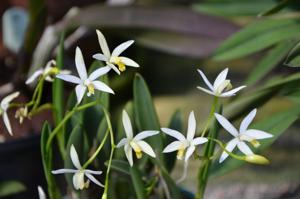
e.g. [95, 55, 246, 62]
[38, 186, 46, 199]
[92, 53, 108, 62]
[116, 138, 128, 148]
[96, 30, 111, 57]
[197, 69, 213, 90]
[73, 172, 85, 190]
[51, 169, 78, 174]
[192, 137, 208, 146]
[214, 113, 238, 137]
[89, 66, 111, 81]
[3, 112, 12, 135]
[134, 130, 159, 141]
[93, 81, 114, 94]
[219, 138, 238, 163]
[237, 141, 253, 155]
[75, 47, 88, 80]
[75, 84, 86, 104]
[124, 144, 133, 166]
[85, 173, 104, 187]
[119, 57, 139, 67]
[56, 74, 81, 84]
[84, 170, 102, 175]
[184, 145, 196, 162]
[242, 129, 273, 140]
[108, 63, 120, 75]
[197, 86, 216, 96]
[187, 111, 196, 141]
[220, 86, 246, 97]
[163, 141, 182, 153]
[26, 70, 43, 84]
[161, 128, 186, 141]
[122, 110, 133, 139]
[70, 145, 82, 169]
[137, 140, 156, 158]
[111, 40, 134, 57]
[239, 109, 257, 133]
[1, 92, 20, 109]
[213, 68, 228, 90]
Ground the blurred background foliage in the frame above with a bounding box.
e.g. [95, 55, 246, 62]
[1, 0, 300, 198]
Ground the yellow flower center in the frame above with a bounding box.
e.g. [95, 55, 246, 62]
[130, 141, 143, 159]
[176, 144, 186, 160]
[87, 84, 95, 96]
[111, 57, 126, 72]
[15, 106, 28, 124]
[216, 80, 232, 94]
[239, 134, 260, 148]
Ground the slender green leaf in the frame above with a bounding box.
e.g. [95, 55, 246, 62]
[0, 181, 26, 197]
[211, 106, 300, 177]
[108, 160, 130, 175]
[245, 40, 295, 85]
[214, 18, 300, 61]
[258, 0, 291, 17]
[41, 122, 61, 199]
[130, 166, 147, 199]
[284, 41, 300, 67]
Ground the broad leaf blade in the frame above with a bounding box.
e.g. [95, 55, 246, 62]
[0, 181, 26, 197]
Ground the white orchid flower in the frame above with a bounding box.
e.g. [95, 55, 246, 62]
[162, 111, 208, 163]
[38, 186, 46, 199]
[215, 109, 273, 163]
[116, 110, 158, 166]
[26, 60, 70, 84]
[56, 47, 114, 104]
[93, 30, 139, 75]
[0, 91, 19, 135]
[52, 145, 104, 190]
[197, 68, 246, 97]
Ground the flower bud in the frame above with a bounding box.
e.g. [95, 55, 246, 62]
[244, 154, 270, 165]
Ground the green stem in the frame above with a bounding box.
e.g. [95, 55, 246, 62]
[200, 97, 218, 137]
[29, 103, 52, 116]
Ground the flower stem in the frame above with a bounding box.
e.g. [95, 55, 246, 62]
[200, 97, 218, 137]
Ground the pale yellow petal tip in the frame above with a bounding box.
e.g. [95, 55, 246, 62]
[244, 154, 270, 165]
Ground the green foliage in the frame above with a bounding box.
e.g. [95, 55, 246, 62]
[0, 181, 26, 197]
[285, 41, 300, 67]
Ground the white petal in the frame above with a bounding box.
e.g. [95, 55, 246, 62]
[197, 69, 213, 91]
[219, 138, 238, 163]
[237, 141, 253, 155]
[108, 63, 120, 75]
[73, 172, 85, 190]
[214, 113, 238, 137]
[111, 40, 134, 57]
[213, 68, 228, 90]
[60, 70, 72, 75]
[242, 129, 273, 140]
[75, 47, 88, 80]
[184, 145, 195, 162]
[38, 186, 46, 199]
[220, 86, 246, 97]
[1, 92, 20, 110]
[122, 110, 133, 139]
[89, 66, 111, 81]
[96, 30, 111, 57]
[119, 57, 139, 67]
[85, 173, 104, 187]
[161, 128, 186, 141]
[116, 138, 128, 148]
[137, 140, 156, 158]
[51, 169, 78, 174]
[75, 84, 86, 104]
[163, 141, 183, 153]
[92, 81, 114, 94]
[134, 130, 159, 141]
[92, 53, 108, 62]
[84, 170, 102, 175]
[239, 109, 257, 133]
[26, 70, 43, 84]
[56, 74, 81, 84]
[70, 145, 82, 169]
[197, 86, 216, 96]
[191, 137, 208, 146]
[187, 111, 196, 141]
[2, 112, 12, 135]
[124, 144, 133, 166]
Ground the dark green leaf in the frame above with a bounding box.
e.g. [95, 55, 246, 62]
[0, 181, 26, 197]
[258, 0, 291, 17]
[108, 160, 130, 175]
[214, 18, 300, 61]
[284, 41, 300, 67]
[130, 166, 147, 199]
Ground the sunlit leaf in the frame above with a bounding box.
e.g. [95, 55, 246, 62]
[0, 181, 26, 197]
